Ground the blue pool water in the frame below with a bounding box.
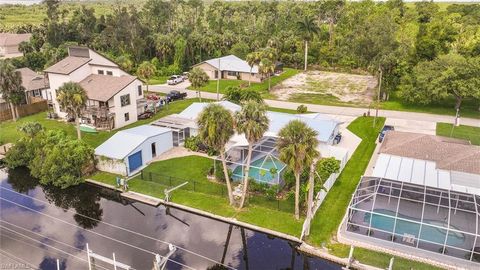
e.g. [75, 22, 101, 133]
[365, 209, 465, 246]
[232, 156, 284, 184]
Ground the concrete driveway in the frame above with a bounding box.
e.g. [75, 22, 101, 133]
[385, 118, 436, 135]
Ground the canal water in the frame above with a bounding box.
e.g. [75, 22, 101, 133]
[0, 168, 341, 270]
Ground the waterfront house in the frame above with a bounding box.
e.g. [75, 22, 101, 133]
[44, 46, 145, 129]
[151, 101, 347, 185]
[345, 131, 480, 269]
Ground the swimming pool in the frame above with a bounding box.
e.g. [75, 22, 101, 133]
[232, 155, 285, 184]
[365, 209, 465, 246]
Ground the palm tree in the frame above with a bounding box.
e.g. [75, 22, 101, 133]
[277, 120, 319, 220]
[189, 67, 209, 102]
[0, 61, 25, 121]
[297, 17, 320, 71]
[137, 61, 156, 95]
[56, 82, 87, 140]
[235, 100, 269, 209]
[259, 58, 275, 92]
[197, 104, 235, 205]
[246, 52, 261, 86]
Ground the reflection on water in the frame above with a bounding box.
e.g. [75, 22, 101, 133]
[0, 168, 341, 270]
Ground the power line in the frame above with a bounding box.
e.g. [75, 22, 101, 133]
[0, 186, 237, 270]
[0, 196, 196, 270]
[0, 248, 39, 270]
[0, 225, 113, 270]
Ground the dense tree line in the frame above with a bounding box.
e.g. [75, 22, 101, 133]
[6, 0, 480, 109]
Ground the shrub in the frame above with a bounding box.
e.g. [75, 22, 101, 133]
[296, 104, 308, 114]
[5, 126, 95, 189]
[213, 161, 232, 182]
[265, 185, 278, 200]
[184, 136, 200, 151]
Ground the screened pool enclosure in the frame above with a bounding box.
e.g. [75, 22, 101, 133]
[219, 137, 287, 185]
[346, 177, 480, 264]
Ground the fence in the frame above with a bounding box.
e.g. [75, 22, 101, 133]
[138, 169, 295, 213]
[313, 172, 340, 214]
[0, 100, 48, 122]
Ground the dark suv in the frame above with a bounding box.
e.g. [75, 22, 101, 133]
[378, 125, 395, 143]
[166, 90, 187, 102]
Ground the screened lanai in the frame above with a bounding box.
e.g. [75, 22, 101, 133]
[219, 137, 287, 186]
[346, 176, 480, 264]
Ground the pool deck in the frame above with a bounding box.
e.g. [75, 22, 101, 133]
[338, 214, 477, 270]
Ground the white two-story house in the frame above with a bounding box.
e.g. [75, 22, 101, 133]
[44, 46, 145, 129]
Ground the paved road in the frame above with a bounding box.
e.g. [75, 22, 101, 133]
[149, 85, 479, 127]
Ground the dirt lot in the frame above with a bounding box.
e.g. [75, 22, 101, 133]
[271, 70, 377, 106]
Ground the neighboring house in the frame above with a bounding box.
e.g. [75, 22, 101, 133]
[95, 125, 173, 176]
[344, 131, 480, 269]
[16, 68, 50, 104]
[151, 101, 347, 185]
[44, 46, 145, 129]
[193, 55, 264, 82]
[0, 33, 31, 58]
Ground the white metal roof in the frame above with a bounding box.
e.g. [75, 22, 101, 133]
[95, 125, 171, 160]
[372, 153, 480, 196]
[179, 101, 340, 143]
[201, 55, 259, 73]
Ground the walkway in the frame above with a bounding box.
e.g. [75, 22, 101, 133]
[150, 85, 479, 127]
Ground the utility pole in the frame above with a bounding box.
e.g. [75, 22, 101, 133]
[216, 57, 221, 101]
[373, 66, 382, 128]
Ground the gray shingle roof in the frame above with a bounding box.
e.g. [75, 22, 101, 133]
[79, 74, 137, 102]
[0, 33, 31, 47]
[16, 68, 48, 91]
[44, 56, 91, 75]
[380, 131, 480, 175]
[201, 55, 259, 73]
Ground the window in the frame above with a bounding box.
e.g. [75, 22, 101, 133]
[227, 71, 238, 76]
[137, 85, 142, 96]
[120, 94, 130, 107]
[124, 112, 129, 122]
[98, 70, 104, 75]
[99, 101, 107, 108]
[106, 71, 113, 76]
[33, 89, 41, 97]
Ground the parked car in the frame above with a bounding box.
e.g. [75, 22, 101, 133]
[166, 90, 187, 102]
[167, 75, 184, 85]
[378, 125, 395, 143]
[181, 72, 189, 80]
[138, 111, 154, 120]
[333, 133, 342, 144]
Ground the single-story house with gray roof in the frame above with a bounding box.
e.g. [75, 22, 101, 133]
[193, 55, 266, 82]
[16, 67, 50, 103]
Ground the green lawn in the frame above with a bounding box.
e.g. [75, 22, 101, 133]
[91, 155, 303, 236]
[189, 68, 299, 96]
[0, 98, 201, 147]
[307, 116, 385, 245]
[436, 123, 480, 145]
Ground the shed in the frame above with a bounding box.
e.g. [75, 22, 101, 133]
[95, 125, 173, 175]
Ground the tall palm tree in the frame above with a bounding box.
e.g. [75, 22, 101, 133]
[277, 120, 319, 220]
[235, 100, 269, 209]
[259, 58, 275, 92]
[137, 61, 156, 95]
[57, 82, 87, 140]
[297, 17, 320, 71]
[246, 52, 261, 86]
[0, 61, 25, 121]
[197, 103, 236, 205]
[189, 67, 209, 102]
